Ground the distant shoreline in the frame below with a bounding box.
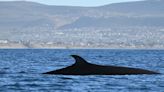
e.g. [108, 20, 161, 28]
[0, 47, 164, 50]
[0, 43, 164, 50]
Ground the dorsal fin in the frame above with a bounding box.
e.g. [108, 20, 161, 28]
[71, 55, 89, 65]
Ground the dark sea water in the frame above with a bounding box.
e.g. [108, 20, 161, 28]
[0, 49, 163, 92]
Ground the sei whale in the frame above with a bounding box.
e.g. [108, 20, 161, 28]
[43, 55, 160, 75]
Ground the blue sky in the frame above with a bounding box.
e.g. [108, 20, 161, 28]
[1, 0, 143, 6]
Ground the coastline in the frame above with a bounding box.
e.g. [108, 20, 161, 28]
[0, 43, 164, 50]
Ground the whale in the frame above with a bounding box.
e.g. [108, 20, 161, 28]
[43, 55, 160, 75]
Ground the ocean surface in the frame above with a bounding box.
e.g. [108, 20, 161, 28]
[0, 49, 163, 92]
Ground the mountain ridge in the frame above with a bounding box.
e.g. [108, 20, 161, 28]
[0, 0, 164, 48]
[1, 0, 164, 30]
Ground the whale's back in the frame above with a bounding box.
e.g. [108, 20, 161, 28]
[43, 55, 160, 75]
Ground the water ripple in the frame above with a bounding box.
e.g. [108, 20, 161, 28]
[0, 49, 163, 92]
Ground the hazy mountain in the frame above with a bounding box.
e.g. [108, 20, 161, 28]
[100, 0, 164, 14]
[61, 0, 164, 29]
[0, 0, 164, 48]
[0, 1, 89, 30]
[0, 0, 164, 30]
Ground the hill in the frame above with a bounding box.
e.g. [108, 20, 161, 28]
[0, 0, 164, 48]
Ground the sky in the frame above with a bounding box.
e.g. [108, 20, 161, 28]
[0, 0, 143, 6]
